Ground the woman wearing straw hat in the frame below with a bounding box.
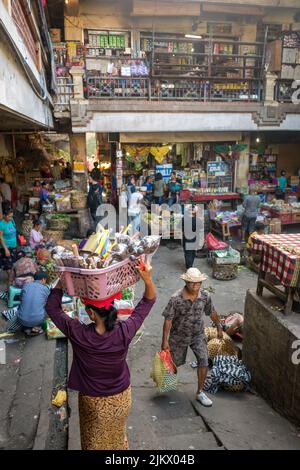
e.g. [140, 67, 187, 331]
[161, 267, 223, 407]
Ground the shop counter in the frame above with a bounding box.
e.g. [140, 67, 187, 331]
[180, 191, 241, 207]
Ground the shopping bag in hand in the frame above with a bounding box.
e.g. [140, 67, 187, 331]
[150, 350, 177, 393]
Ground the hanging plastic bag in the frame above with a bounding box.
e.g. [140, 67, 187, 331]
[205, 232, 228, 251]
[150, 350, 177, 393]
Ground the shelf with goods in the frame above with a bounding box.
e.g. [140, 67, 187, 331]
[84, 29, 130, 57]
[140, 32, 264, 81]
[249, 153, 277, 178]
[275, 31, 300, 101]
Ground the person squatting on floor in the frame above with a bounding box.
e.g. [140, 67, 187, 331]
[4, 271, 50, 336]
[45, 261, 156, 450]
[161, 267, 223, 407]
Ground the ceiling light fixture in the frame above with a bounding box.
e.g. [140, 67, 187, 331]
[256, 138, 260, 143]
[185, 34, 202, 39]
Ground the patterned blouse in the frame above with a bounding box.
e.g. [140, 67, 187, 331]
[162, 288, 214, 342]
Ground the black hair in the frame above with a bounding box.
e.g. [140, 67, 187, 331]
[34, 271, 48, 282]
[86, 304, 118, 332]
[86, 229, 95, 237]
[3, 207, 13, 217]
[41, 182, 47, 187]
[33, 220, 41, 227]
[255, 222, 265, 232]
[0, 177, 5, 183]
[155, 172, 163, 181]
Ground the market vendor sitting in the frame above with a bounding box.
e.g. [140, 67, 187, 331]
[247, 222, 265, 265]
[5, 271, 50, 336]
[39, 182, 54, 211]
[29, 221, 53, 250]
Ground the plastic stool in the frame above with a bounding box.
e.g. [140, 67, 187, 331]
[8, 286, 22, 309]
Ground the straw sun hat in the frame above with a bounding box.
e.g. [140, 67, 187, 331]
[180, 268, 208, 283]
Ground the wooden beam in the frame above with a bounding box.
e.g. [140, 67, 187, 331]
[120, 132, 242, 143]
[202, 3, 265, 16]
[131, 0, 200, 17]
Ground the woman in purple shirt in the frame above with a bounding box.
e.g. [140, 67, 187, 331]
[46, 263, 156, 450]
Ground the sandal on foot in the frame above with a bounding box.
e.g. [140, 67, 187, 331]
[25, 327, 44, 337]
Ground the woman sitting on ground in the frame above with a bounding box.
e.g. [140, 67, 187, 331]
[45, 262, 156, 450]
[29, 221, 52, 250]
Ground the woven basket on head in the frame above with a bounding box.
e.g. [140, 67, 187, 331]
[207, 336, 237, 358]
[44, 229, 65, 242]
[223, 383, 246, 392]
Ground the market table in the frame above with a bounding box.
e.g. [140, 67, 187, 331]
[180, 191, 241, 208]
[210, 218, 241, 241]
[252, 233, 300, 314]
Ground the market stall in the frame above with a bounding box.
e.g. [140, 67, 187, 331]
[260, 198, 300, 226]
[253, 233, 300, 314]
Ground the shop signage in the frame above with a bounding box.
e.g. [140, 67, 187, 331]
[207, 161, 229, 175]
[156, 164, 173, 181]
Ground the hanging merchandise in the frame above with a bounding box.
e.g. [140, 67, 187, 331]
[194, 143, 203, 161]
[150, 145, 170, 164]
[181, 145, 188, 167]
[124, 146, 150, 170]
[214, 143, 248, 161]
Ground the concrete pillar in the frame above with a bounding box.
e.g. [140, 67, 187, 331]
[264, 72, 278, 105]
[70, 67, 85, 100]
[236, 134, 250, 190]
[69, 133, 88, 193]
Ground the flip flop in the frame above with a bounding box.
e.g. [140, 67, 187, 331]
[25, 328, 44, 337]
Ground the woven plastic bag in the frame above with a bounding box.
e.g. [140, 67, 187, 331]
[150, 350, 177, 393]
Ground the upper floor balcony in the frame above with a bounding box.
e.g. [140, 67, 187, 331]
[52, 29, 300, 131]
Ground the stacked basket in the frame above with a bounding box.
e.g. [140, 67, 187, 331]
[71, 190, 87, 210]
[212, 248, 240, 281]
[45, 215, 70, 241]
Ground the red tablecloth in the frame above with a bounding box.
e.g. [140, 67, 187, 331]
[180, 191, 240, 202]
[252, 234, 300, 287]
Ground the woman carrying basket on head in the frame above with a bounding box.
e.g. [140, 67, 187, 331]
[45, 261, 156, 450]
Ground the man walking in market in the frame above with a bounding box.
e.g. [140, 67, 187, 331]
[161, 267, 223, 407]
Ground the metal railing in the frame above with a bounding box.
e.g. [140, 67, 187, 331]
[275, 79, 296, 103]
[54, 77, 74, 112]
[86, 76, 263, 102]
[87, 77, 149, 99]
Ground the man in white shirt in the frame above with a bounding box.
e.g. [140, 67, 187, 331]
[0, 177, 11, 204]
[128, 187, 146, 234]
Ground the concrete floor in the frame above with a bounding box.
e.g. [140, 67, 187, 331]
[67, 244, 300, 450]
[1, 242, 300, 449]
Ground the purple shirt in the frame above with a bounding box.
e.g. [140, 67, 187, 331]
[46, 289, 155, 397]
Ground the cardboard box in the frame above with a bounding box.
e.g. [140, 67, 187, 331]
[50, 29, 61, 43]
[290, 176, 299, 185]
[269, 218, 281, 234]
[292, 212, 300, 223]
